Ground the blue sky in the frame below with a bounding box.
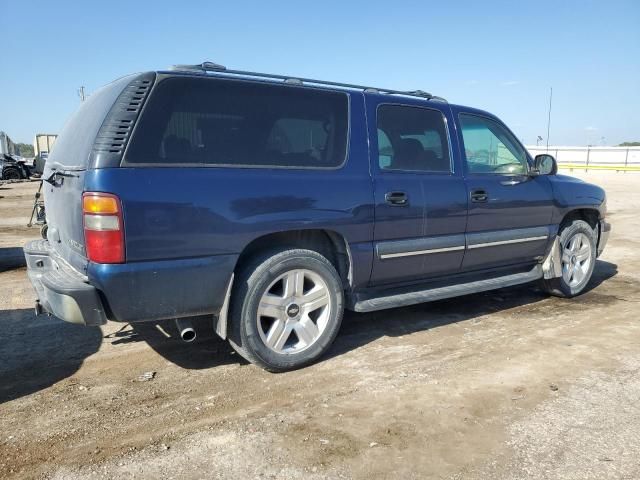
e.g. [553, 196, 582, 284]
[2, 0, 639, 146]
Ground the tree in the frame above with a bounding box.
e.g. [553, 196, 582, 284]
[16, 143, 34, 157]
[618, 142, 640, 147]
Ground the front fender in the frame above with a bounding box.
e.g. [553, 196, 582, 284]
[548, 174, 606, 222]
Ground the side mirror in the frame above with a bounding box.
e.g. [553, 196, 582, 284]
[533, 154, 557, 176]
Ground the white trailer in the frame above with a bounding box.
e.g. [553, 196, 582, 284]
[34, 134, 57, 159]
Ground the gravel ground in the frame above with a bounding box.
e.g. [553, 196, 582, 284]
[0, 173, 639, 479]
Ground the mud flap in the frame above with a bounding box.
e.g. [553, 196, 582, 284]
[542, 237, 562, 279]
[214, 273, 234, 340]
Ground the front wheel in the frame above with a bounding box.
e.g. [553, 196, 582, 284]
[541, 219, 597, 297]
[228, 248, 344, 372]
[2, 167, 21, 180]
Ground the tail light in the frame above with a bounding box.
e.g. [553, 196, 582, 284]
[82, 192, 125, 263]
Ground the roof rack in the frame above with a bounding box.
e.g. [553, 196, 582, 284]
[169, 62, 447, 103]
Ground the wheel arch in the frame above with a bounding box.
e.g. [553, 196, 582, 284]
[560, 208, 599, 230]
[559, 207, 604, 250]
[234, 229, 352, 289]
[215, 229, 352, 340]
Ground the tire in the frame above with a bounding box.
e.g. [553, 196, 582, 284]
[541, 219, 597, 297]
[2, 167, 21, 180]
[40, 223, 48, 240]
[228, 248, 344, 372]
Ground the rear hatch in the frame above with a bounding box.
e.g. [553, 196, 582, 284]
[43, 73, 153, 273]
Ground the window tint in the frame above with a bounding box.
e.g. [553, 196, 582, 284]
[125, 77, 348, 168]
[459, 114, 528, 175]
[266, 118, 328, 163]
[376, 105, 451, 172]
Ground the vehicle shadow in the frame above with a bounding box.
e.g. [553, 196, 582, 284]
[0, 308, 103, 404]
[584, 258, 618, 293]
[110, 317, 245, 370]
[0, 247, 26, 272]
[101, 260, 618, 372]
[326, 259, 618, 361]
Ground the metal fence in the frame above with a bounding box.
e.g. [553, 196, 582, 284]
[526, 146, 640, 171]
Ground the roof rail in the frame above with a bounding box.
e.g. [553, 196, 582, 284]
[168, 62, 447, 103]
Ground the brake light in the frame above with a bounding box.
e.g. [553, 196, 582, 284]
[82, 192, 125, 263]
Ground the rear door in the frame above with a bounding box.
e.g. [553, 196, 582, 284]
[368, 99, 467, 286]
[42, 74, 145, 273]
[454, 109, 554, 271]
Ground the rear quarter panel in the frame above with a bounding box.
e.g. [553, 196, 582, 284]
[84, 91, 374, 321]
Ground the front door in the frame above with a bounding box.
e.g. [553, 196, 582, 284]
[368, 100, 467, 286]
[455, 111, 555, 271]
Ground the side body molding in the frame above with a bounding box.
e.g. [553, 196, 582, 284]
[376, 234, 465, 260]
[466, 226, 550, 249]
[375, 227, 550, 260]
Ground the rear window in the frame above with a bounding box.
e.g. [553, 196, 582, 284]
[125, 77, 349, 168]
[48, 74, 136, 169]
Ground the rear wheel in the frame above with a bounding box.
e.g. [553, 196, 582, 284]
[541, 219, 597, 297]
[228, 248, 344, 372]
[2, 167, 21, 180]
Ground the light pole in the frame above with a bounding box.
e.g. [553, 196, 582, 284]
[546, 87, 553, 151]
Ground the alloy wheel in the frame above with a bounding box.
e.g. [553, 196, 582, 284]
[561, 232, 592, 287]
[256, 268, 332, 354]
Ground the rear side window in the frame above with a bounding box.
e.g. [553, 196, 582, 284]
[125, 77, 348, 168]
[376, 105, 451, 173]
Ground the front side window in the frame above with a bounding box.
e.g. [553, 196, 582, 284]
[376, 105, 451, 173]
[459, 114, 528, 175]
[125, 77, 348, 168]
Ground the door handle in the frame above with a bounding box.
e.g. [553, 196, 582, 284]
[385, 191, 408, 206]
[470, 189, 488, 202]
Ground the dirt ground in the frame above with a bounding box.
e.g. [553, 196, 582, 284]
[1, 173, 639, 480]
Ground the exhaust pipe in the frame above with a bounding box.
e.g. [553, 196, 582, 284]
[175, 318, 196, 343]
[34, 300, 44, 316]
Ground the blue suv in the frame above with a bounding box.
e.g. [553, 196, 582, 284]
[24, 62, 610, 371]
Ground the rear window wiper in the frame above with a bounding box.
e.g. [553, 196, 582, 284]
[43, 170, 78, 185]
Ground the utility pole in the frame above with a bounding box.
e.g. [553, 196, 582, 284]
[78, 86, 86, 102]
[545, 87, 553, 151]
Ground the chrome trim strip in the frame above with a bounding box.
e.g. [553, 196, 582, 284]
[380, 245, 465, 259]
[467, 235, 548, 249]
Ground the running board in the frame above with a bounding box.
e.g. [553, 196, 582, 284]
[353, 265, 543, 313]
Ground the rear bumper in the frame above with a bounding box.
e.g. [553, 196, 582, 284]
[597, 220, 611, 257]
[88, 254, 237, 323]
[24, 239, 238, 325]
[23, 240, 107, 326]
